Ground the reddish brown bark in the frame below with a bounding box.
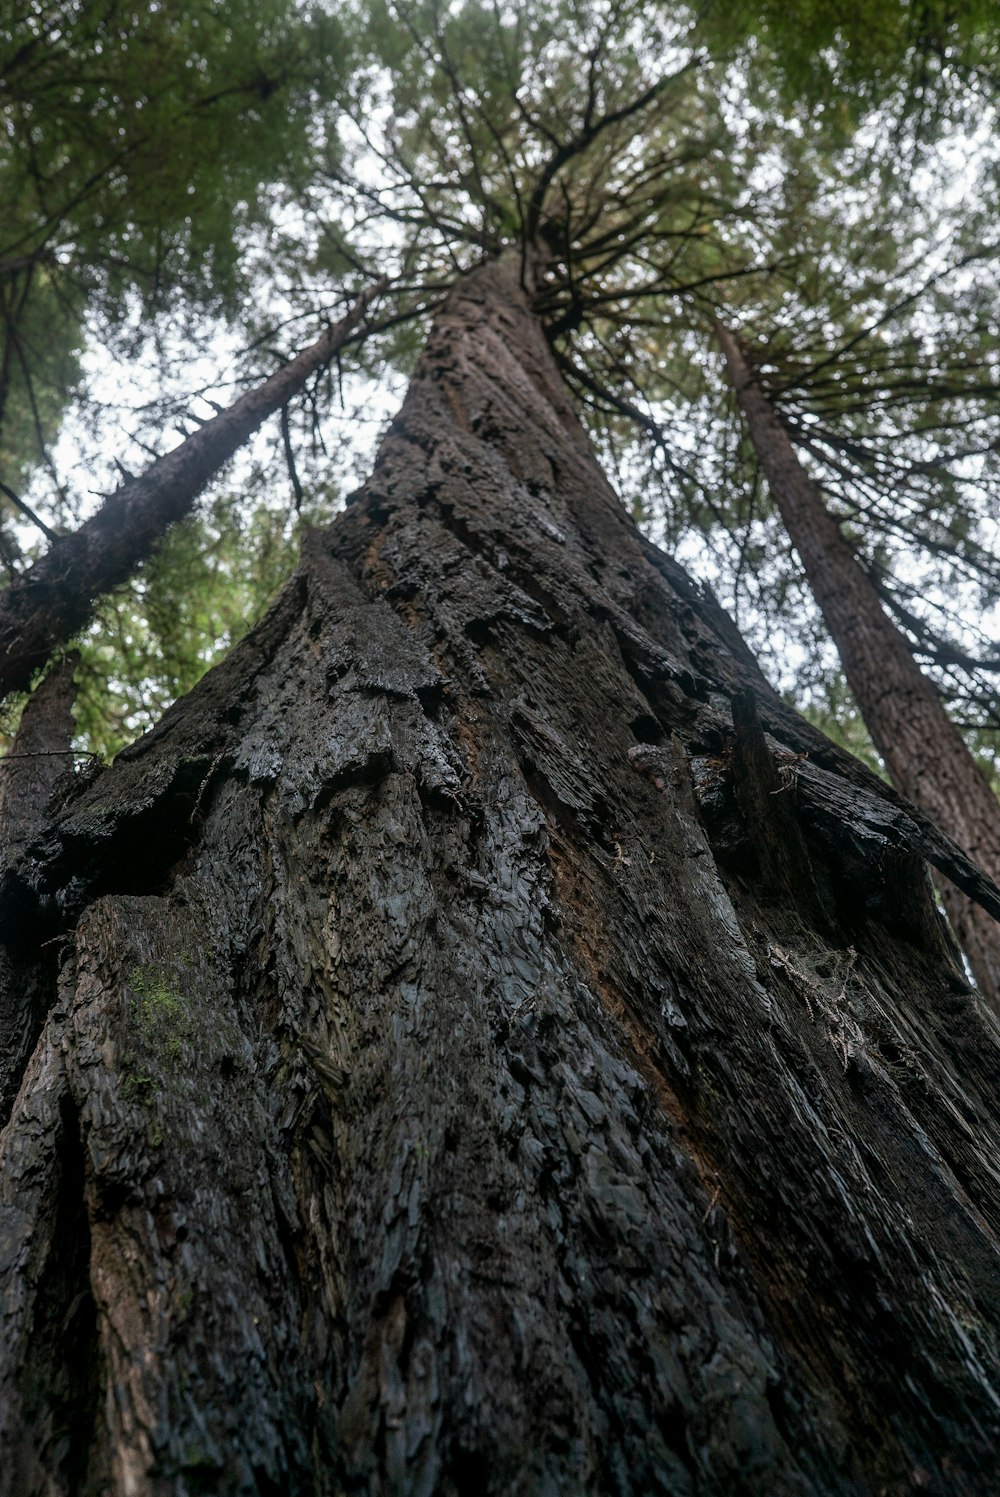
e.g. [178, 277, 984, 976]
[714, 318, 1000, 1005]
[0, 282, 384, 704]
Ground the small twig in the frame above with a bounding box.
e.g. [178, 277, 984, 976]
[280, 402, 304, 513]
[0, 479, 58, 542]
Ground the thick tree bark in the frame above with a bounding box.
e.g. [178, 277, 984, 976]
[2, 257, 1000, 1494]
[0, 282, 384, 703]
[713, 319, 1000, 1007]
[0, 652, 77, 859]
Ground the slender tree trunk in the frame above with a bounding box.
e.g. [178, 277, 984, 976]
[0, 281, 384, 703]
[2, 256, 1000, 1494]
[713, 318, 1000, 1006]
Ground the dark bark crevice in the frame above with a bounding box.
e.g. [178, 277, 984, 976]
[0, 651, 78, 857]
[0, 1077, 107, 1495]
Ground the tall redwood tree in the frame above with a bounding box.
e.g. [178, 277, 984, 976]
[712, 319, 1000, 1007]
[2, 254, 1000, 1494]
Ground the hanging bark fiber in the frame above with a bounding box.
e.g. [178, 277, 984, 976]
[2, 257, 1000, 1495]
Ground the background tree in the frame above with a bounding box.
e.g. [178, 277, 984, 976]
[0, 0, 345, 520]
[713, 315, 1000, 1000]
[0, 282, 385, 700]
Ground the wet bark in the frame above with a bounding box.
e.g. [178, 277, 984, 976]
[2, 257, 1000, 1495]
[713, 319, 1000, 1007]
[0, 283, 383, 703]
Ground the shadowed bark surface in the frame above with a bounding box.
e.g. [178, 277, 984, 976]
[2, 257, 1000, 1494]
[0, 652, 78, 858]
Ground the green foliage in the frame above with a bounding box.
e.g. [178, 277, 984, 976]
[318, 0, 733, 281]
[0, 270, 82, 510]
[0, 0, 347, 489]
[696, 0, 1000, 126]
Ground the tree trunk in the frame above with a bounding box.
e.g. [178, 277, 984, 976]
[2, 256, 1000, 1495]
[712, 318, 1000, 1007]
[0, 282, 383, 703]
[0, 651, 77, 858]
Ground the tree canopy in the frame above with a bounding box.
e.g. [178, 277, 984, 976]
[0, 0, 344, 495]
[2, 0, 997, 774]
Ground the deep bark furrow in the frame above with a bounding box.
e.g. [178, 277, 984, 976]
[1, 256, 999, 1493]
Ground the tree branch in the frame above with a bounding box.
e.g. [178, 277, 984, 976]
[0, 280, 388, 702]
